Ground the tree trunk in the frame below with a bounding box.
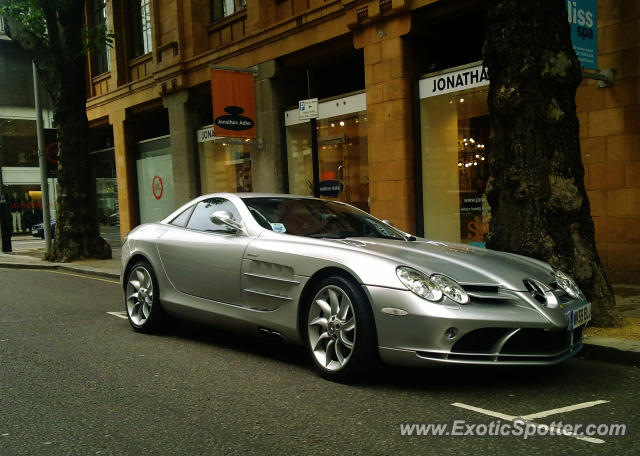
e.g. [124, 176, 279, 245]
[47, 80, 111, 262]
[483, 0, 620, 327]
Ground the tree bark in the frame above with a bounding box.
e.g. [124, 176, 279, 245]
[483, 0, 620, 327]
[3, 0, 111, 262]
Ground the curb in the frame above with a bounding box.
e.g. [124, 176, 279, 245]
[0, 261, 120, 281]
[580, 343, 640, 367]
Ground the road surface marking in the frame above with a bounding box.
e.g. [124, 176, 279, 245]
[107, 311, 128, 320]
[451, 402, 515, 420]
[452, 401, 608, 444]
[521, 400, 609, 420]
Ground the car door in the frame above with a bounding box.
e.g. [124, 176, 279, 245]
[156, 197, 251, 305]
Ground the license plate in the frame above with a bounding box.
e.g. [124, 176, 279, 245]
[569, 302, 591, 330]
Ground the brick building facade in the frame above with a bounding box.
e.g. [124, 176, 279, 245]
[84, 0, 639, 283]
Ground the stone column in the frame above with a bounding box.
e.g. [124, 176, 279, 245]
[253, 60, 285, 193]
[353, 12, 416, 233]
[109, 109, 137, 239]
[163, 89, 199, 206]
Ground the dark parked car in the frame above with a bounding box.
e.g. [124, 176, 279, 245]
[32, 220, 56, 239]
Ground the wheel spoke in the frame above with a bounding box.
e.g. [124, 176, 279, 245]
[337, 296, 351, 320]
[325, 340, 335, 367]
[334, 339, 344, 365]
[142, 301, 151, 319]
[315, 299, 331, 317]
[328, 289, 340, 316]
[313, 332, 329, 351]
[143, 272, 152, 289]
[340, 331, 354, 349]
[343, 317, 355, 332]
[309, 317, 328, 329]
[127, 292, 139, 301]
[131, 301, 141, 319]
[129, 280, 141, 291]
[136, 269, 145, 284]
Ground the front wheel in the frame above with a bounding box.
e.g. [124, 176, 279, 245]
[305, 275, 377, 381]
[125, 260, 165, 332]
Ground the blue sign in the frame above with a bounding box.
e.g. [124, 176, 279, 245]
[319, 180, 342, 198]
[567, 0, 597, 70]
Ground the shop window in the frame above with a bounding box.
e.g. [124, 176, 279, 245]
[284, 93, 369, 212]
[130, 0, 152, 58]
[419, 64, 490, 246]
[211, 0, 246, 22]
[198, 142, 253, 194]
[91, 149, 119, 227]
[0, 119, 38, 166]
[135, 136, 175, 224]
[90, 0, 110, 75]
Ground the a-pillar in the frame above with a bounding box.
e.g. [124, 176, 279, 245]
[109, 109, 137, 239]
[163, 90, 199, 206]
[353, 13, 416, 233]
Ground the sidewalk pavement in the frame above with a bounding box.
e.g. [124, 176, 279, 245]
[0, 247, 120, 280]
[0, 245, 638, 367]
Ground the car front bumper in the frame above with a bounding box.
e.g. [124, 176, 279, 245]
[364, 285, 586, 366]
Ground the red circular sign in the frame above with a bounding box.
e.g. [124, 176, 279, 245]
[45, 142, 59, 164]
[152, 175, 163, 200]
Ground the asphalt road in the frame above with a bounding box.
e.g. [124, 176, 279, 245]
[1, 268, 638, 455]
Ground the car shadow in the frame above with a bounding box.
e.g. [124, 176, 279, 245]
[159, 317, 310, 369]
[153, 316, 582, 391]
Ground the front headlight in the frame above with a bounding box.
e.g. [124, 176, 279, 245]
[431, 274, 470, 304]
[396, 267, 443, 301]
[396, 267, 469, 304]
[553, 269, 584, 300]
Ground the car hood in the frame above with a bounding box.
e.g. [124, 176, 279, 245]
[332, 238, 555, 291]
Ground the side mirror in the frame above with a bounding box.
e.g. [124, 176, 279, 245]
[210, 211, 243, 232]
[382, 219, 394, 227]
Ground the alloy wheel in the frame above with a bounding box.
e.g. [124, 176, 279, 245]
[307, 285, 356, 371]
[126, 265, 154, 326]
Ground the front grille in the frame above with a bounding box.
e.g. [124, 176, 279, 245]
[451, 328, 513, 353]
[501, 329, 569, 354]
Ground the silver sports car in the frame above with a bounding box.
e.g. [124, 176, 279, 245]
[121, 193, 591, 380]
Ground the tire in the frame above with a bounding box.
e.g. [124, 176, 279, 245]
[305, 275, 378, 382]
[124, 259, 166, 333]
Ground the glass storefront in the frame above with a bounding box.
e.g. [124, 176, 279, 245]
[198, 140, 254, 194]
[135, 136, 175, 223]
[419, 63, 490, 246]
[91, 148, 119, 226]
[0, 118, 58, 234]
[285, 93, 369, 212]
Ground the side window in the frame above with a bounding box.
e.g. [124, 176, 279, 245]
[186, 198, 241, 232]
[169, 205, 195, 227]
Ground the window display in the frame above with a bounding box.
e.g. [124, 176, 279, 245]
[420, 64, 490, 246]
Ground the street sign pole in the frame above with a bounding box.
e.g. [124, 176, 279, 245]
[33, 62, 52, 256]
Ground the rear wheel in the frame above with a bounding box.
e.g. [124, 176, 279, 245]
[125, 260, 165, 332]
[305, 275, 377, 381]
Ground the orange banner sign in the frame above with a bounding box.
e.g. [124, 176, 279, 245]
[210, 69, 256, 138]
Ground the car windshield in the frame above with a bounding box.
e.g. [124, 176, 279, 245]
[242, 197, 407, 240]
